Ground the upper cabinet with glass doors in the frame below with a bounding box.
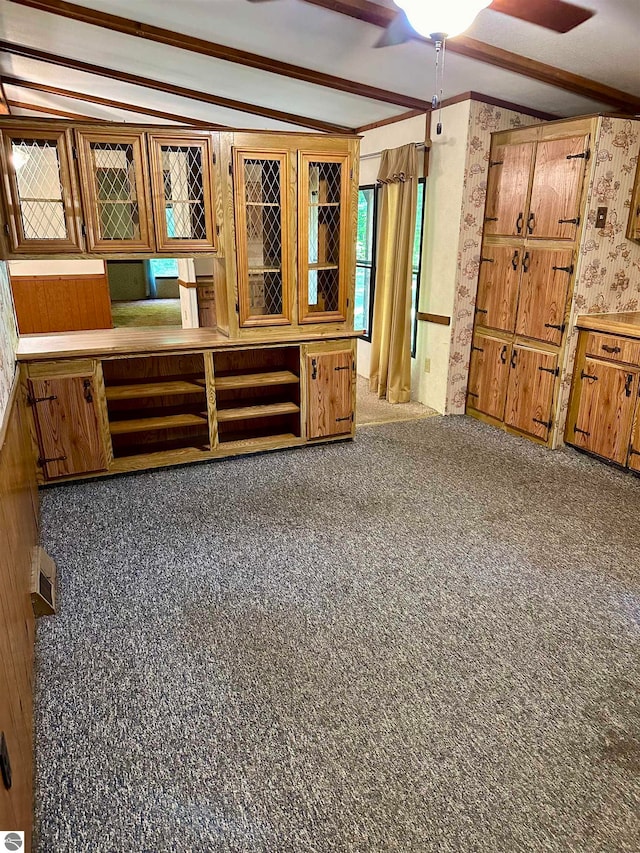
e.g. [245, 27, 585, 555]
[233, 149, 292, 327]
[0, 125, 84, 253]
[298, 152, 350, 323]
[75, 129, 154, 252]
[148, 132, 217, 252]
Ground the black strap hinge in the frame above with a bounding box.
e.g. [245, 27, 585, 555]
[629, 446, 640, 457]
[475, 307, 488, 314]
[574, 426, 590, 436]
[480, 256, 494, 263]
[467, 391, 478, 398]
[484, 216, 498, 222]
[552, 264, 574, 275]
[544, 322, 566, 333]
[28, 394, 57, 405]
[37, 454, 67, 467]
[3, 223, 8, 236]
[558, 217, 580, 226]
[566, 150, 590, 161]
[538, 365, 559, 376]
[336, 413, 353, 422]
[334, 365, 350, 371]
[489, 160, 504, 167]
[212, 151, 216, 165]
[533, 417, 552, 429]
[580, 370, 598, 382]
[471, 345, 484, 353]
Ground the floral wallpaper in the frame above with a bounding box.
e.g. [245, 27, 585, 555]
[553, 116, 640, 445]
[445, 101, 538, 414]
[0, 261, 18, 424]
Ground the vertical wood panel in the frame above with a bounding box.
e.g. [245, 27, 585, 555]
[528, 135, 589, 240]
[306, 349, 352, 438]
[475, 245, 521, 333]
[10, 274, 112, 334]
[484, 142, 534, 237]
[515, 248, 574, 345]
[467, 333, 510, 420]
[504, 345, 558, 440]
[0, 387, 39, 850]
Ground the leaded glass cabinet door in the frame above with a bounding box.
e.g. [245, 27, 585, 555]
[76, 130, 154, 252]
[298, 152, 350, 323]
[0, 126, 83, 253]
[148, 133, 217, 252]
[233, 150, 292, 327]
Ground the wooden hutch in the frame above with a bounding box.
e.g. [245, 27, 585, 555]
[0, 119, 360, 483]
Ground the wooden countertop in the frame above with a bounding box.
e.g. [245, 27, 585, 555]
[16, 326, 363, 361]
[576, 312, 640, 339]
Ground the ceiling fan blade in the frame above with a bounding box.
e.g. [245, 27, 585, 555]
[489, 0, 595, 33]
[374, 10, 416, 48]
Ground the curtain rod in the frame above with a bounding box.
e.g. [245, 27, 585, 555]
[360, 141, 430, 162]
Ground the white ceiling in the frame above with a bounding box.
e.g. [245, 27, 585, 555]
[0, 0, 637, 131]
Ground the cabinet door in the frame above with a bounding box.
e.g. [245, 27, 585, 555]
[0, 127, 83, 253]
[504, 345, 558, 441]
[515, 248, 573, 345]
[298, 153, 350, 323]
[76, 130, 154, 252]
[628, 402, 640, 472]
[234, 150, 292, 327]
[28, 374, 110, 479]
[148, 133, 216, 252]
[570, 359, 637, 465]
[627, 160, 640, 241]
[527, 135, 589, 240]
[483, 142, 534, 237]
[475, 245, 521, 333]
[467, 334, 510, 420]
[307, 350, 353, 438]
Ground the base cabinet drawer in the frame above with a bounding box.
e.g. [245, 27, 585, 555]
[585, 332, 640, 366]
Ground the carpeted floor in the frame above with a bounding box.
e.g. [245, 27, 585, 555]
[355, 375, 437, 425]
[34, 417, 640, 852]
[111, 298, 182, 327]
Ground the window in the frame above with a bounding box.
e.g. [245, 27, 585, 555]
[411, 179, 426, 357]
[354, 185, 377, 340]
[148, 257, 179, 279]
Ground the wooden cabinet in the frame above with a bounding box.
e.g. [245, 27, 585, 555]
[148, 132, 217, 252]
[569, 357, 637, 465]
[484, 142, 534, 237]
[527, 136, 589, 240]
[233, 149, 292, 327]
[626, 156, 640, 241]
[628, 410, 640, 473]
[514, 248, 573, 345]
[298, 152, 350, 323]
[475, 245, 521, 333]
[306, 349, 353, 438]
[504, 345, 558, 441]
[76, 129, 154, 252]
[28, 364, 111, 479]
[467, 333, 510, 420]
[0, 125, 84, 253]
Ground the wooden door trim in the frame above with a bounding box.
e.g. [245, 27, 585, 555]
[147, 132, 217, 252]
[75, 128, 155, 253]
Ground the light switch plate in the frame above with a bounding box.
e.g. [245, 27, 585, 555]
[596, 206, 607, 228]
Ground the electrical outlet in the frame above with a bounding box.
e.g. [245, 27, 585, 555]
[596, 206, 608, 228]
[424, 358, 431, 373]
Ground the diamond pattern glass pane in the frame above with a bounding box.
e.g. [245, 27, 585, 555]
[90, 142, 141, 241]
[161, 145, 207, 240]
[12, 139, 67, 240]
[243, 158, 283, 317]
[307, 161, 341, 314]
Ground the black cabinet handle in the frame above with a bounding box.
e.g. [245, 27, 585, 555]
[500, 345, 507, 364]
[625, 374, 633, 397]
[522, 251, 530, 273]
[83, 379, 93, 404]
[601, 344, 621, 354]
[527, 212, 535, 234]
[510, 349, 518, 369]
[515, 212, 523, 234]
[511, 250, 519, 271]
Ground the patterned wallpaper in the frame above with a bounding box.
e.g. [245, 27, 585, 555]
[554, 116, 640, 444]
[0, 261, 18, 424]
[445, 101, 538, 414]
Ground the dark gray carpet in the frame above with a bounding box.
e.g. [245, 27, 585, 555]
[34, 417, 640, 852]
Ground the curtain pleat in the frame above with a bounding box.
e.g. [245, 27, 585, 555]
[369, 143, 419, 404]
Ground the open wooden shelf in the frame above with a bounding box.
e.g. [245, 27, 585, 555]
[216, 401, 300, 422]
[308, 263, 338, 271]
[110, 412, 208, 435]
[215, 370, 298, 391]
[219, 432, 299, 450]
[106, 378, 206, 401]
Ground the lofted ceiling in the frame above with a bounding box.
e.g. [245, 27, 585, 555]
[0, 0, 638, 133]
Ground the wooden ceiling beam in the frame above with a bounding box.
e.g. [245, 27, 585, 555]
[0, 41, 354, 133]
[6, 0, 431, 112]
[1, 76, 226, 127]
[304, 0, 640, 114]
[6, 98, 106, 121]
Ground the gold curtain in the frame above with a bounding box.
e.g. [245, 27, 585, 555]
[369, 143, 419, 404]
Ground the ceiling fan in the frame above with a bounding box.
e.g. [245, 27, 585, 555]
[245, 0, 595, 45]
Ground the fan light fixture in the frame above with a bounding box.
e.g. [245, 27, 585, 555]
[394, 0, 492, 135]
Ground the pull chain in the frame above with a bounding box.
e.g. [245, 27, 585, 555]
[431, 35, 447, 136]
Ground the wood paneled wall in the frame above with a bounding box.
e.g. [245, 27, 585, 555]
[11, 273, 113, 334]
[0, 381, 39, 849]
